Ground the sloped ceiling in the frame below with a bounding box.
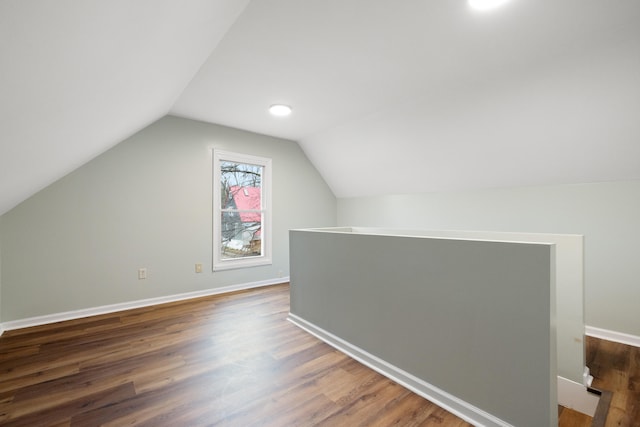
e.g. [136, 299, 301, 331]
[0, 0, 249, 215]
[172, 0, 640, 198]
[2, 0, 639, 214]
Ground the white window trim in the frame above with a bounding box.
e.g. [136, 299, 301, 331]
[213, 149, 272, 271]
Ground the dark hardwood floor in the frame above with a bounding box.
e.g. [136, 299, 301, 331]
[558, 405, 593, 426]
[0, 284, 472, 426]
[0, 283, 638, 426]
[587, 336, 640, 427]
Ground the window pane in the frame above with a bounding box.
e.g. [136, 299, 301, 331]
[213, 150, 271, 271]
[221, 161, 262, 210]
[221, 212, 262, 259]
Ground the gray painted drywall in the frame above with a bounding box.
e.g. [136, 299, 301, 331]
[290, 229, 557, 427]
[0, 115, 336, 322]
[348, 227, 585, 384]
[0, 223, 3, 326]
[337, 181, 640, 337]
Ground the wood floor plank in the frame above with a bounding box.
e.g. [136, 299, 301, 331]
[0, 345, 41, 363]
[0, 383, 136, 426]
[587, 335, 640, 427]
[363, 391, 440, 427]
[0, 363, 80, 394]
[313, 377, 413, 427]
[557, 406, 593, 427]
[0, 284, 637, 426]
[0, 340, 132, 382]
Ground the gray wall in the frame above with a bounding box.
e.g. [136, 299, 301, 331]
[290, 229, 557, 427]
[0, 225, 3, 325]
[0, 115, 336, 322]
[347, 227, 585, 384]
[338, 180, 640, 337]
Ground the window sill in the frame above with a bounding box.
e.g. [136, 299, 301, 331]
[213, 256, 272, 272]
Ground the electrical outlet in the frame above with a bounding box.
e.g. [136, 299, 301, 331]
[138, 268, 147, 280]
[195, 263, 202, 273]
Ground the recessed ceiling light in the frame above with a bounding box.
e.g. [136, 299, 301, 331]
[269, 104, 292, 117]
[468, 0, 512, 11]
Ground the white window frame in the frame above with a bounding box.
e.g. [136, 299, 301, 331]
[213, 149, 272, 271]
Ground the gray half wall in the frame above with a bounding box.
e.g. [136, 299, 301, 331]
[0, 115, 336, 321]
[0, 222, 3, 326]
[290, 229, 557, 427]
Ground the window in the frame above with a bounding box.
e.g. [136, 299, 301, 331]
[213, 150, 272, 271]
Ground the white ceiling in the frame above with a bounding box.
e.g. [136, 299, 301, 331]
[2, 0, 639, 213]
[0, 0, 249, 215]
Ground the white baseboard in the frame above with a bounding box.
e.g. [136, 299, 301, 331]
[557, 376, 599, 417]
[288, 313, 514, 427]
[586, 325, 640, 348]
[0, 277, 289, 333]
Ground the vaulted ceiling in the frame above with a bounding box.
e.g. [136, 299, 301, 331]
[1, 0, 639, 214]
